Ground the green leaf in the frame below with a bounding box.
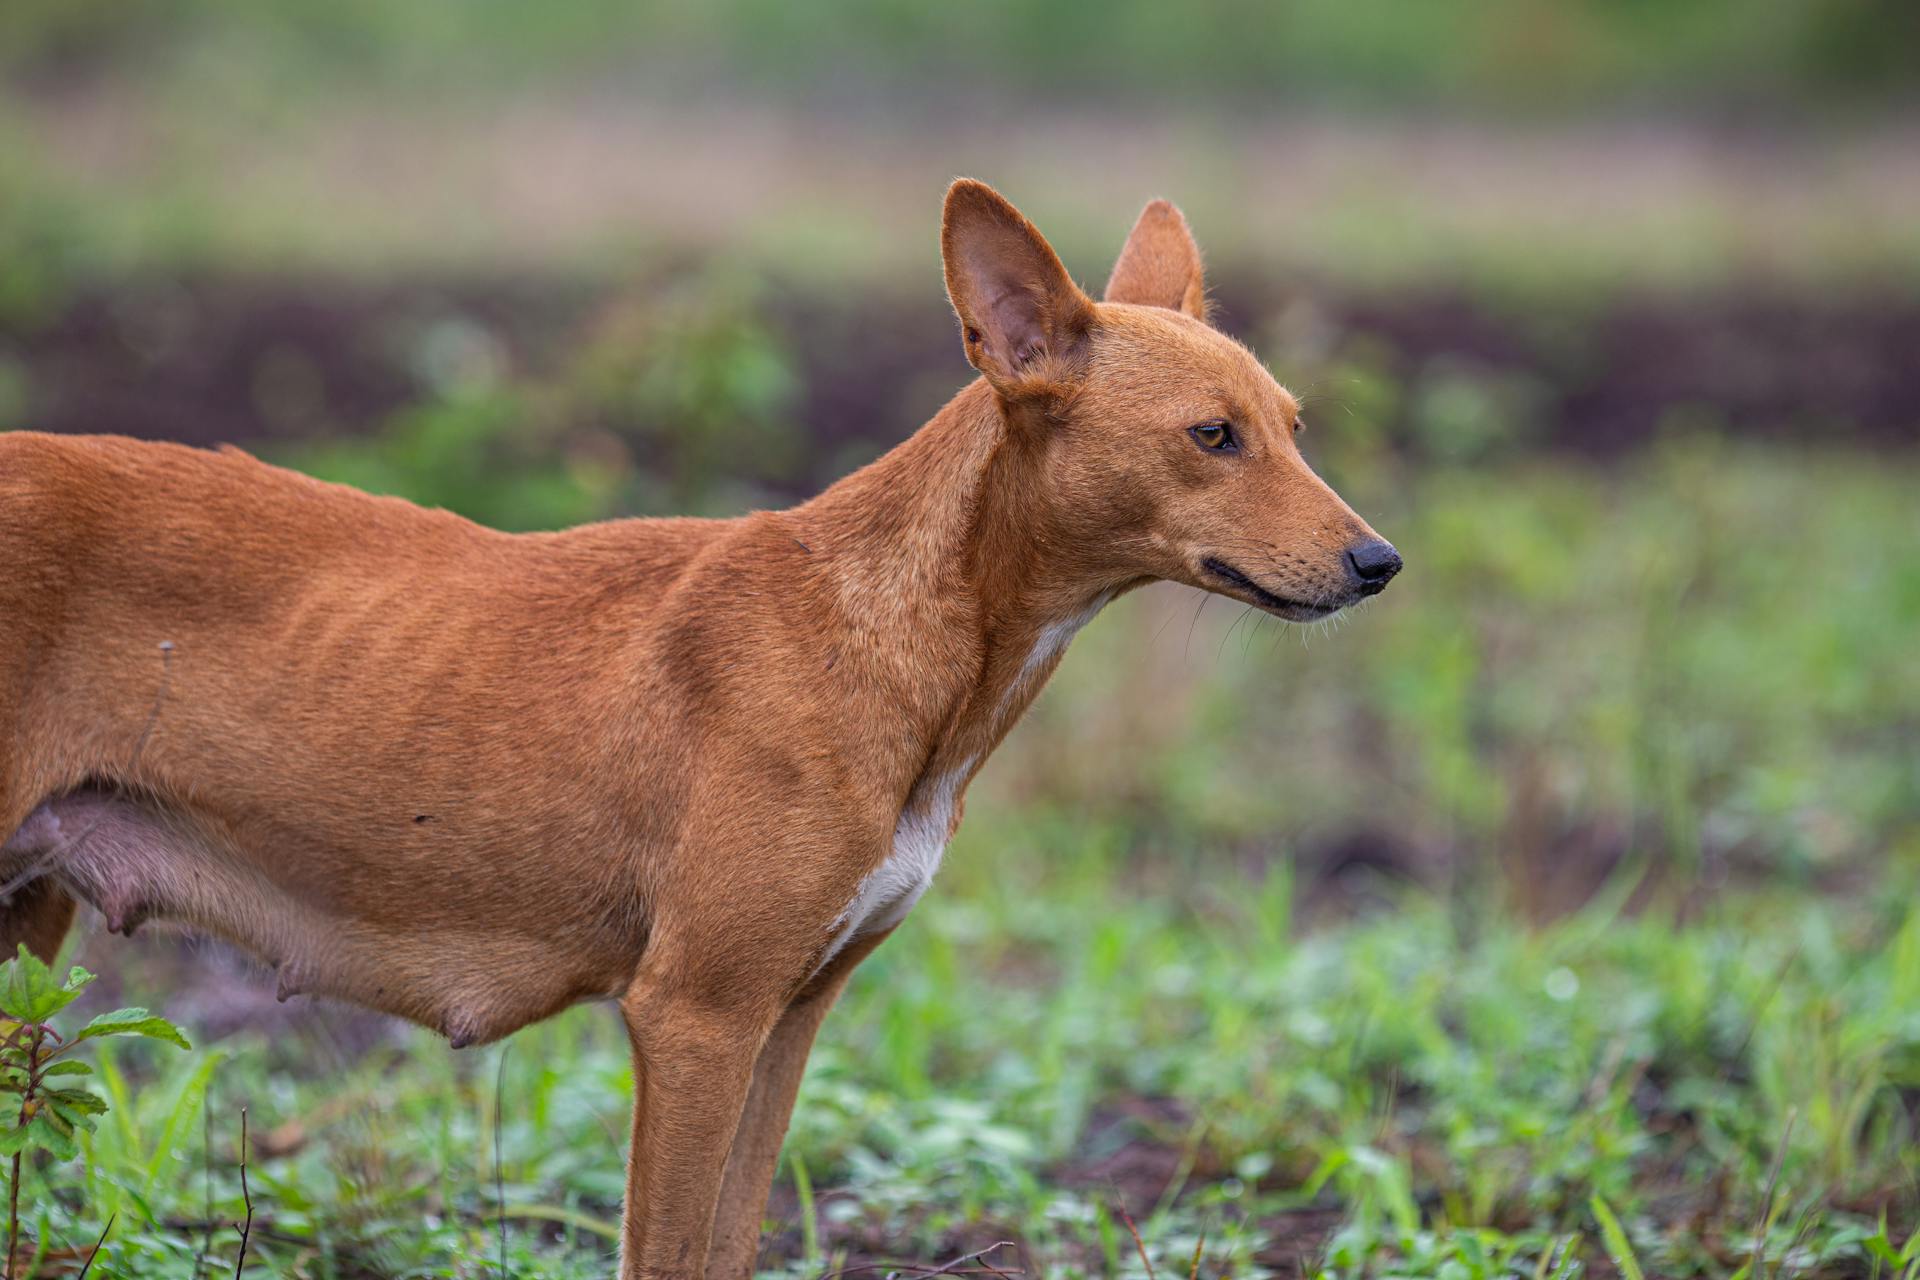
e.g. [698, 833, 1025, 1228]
[1591, 1196, 1645, 1280]
[1544, 1234, 1584, 1280]
[1, 943, 94, 1021]
[74, 1007, 191, 1050]
[141, 1050, 220, 1200]
[30, 1107, 77, 1160]
[46, 1086, 108, 1116]
[42, 1059, 92, 1077]
[0, 1122, 34, 1156]
[497, 1203, 622, 1242]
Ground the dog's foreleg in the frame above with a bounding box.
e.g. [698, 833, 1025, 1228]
[617, 967, 784, 1280]
[704, 929, 891, 1279]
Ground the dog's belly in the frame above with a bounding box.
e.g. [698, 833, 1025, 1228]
[1, 789, 627, 1045]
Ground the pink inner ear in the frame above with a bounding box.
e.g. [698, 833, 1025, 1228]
[944, 181, 1087, 376]
[984, 282, 1048, 368]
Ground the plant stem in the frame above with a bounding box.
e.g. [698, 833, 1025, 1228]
[4, 1024, 39, 1280]
[4, 1150, 17, 1280]
[233, 1107, 253, 1278]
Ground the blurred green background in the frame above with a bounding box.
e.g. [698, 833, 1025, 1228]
[3, 4, 1918, 1278]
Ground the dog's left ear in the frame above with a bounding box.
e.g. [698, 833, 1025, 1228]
[1104, 199, 1207, 321]
[943, 179, 1094, 395]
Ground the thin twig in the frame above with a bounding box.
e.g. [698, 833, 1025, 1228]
[975, 1246, 1017, 1280]
[1722, 948, 1802, 1083]
[192, 1096, 213, 1280]
[1188, 1234, 1205, 1280]
[1119, 1206, 1157, 1280]
[74, 1213, 116, 1280]
[920, 1244, 1017, 1278]
[1750, 1107, 1797, 1280]
[820, 1242, 1019, 1279]
[163, 1219, 305, 1248]
[495, 1043, 512, 1279]
[233, 1107, 253, 1279]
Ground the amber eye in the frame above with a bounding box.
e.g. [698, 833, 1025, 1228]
[1189, 421, 1237, 452]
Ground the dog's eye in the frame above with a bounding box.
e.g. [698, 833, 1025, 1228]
[1189, 421, 1237, 452]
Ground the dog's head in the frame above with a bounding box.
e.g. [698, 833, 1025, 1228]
[943, 180, 1400, 621]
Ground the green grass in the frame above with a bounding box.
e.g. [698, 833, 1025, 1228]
[5, 0, 1914, 111]
[7, 6, 1918, 1271]
[3, 0, 1904, 108]
[8, 441, 1918, 1277]
[14, 857, 1920, 1276]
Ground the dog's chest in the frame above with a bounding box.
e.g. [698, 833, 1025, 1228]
[819, 760, 972, 967]
[816, 600, 1109, 970]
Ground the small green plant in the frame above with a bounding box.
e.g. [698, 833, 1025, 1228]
[1864, 1211, 1920, 1280]
[1591, 1195, 1647, 1280]
[1, 943, 189, 1278]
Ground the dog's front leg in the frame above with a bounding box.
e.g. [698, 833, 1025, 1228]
[617, 959, 785, 1280]
[705, 929, 892, 1279]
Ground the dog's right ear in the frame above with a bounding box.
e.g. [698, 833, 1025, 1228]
[942, 179, 1093, 397]
[1104, 199, 1207, 321]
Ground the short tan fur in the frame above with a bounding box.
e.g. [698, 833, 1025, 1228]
[0, 181, 1399, 1278]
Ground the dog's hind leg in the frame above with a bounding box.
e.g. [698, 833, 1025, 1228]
[1, 795, 79, 963]
[1, 602, 77, 964]
[0, 876, 77, 965]
[1, 787, 82, 965]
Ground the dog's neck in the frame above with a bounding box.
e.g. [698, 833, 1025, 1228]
[795, 379, 1122, 775]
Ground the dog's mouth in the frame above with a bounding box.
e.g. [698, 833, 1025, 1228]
[1200, 557, 1344, 622]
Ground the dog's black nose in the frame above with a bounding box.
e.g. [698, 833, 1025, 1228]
[1347, 538, 1403, 588]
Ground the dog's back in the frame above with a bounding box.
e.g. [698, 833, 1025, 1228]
[0, 432, 738, 1038]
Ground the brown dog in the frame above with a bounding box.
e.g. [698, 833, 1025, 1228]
[0, 181, 1399, 1277]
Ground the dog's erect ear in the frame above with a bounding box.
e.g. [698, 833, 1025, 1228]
[1103, 199, 1207, 321]
[942, 179, 1093, 394]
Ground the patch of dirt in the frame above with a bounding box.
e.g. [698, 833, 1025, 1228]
[1054, 1095, 1224, 1211]
[1250, 1209, 1346, 1279]
[753, 1183, 1036, 1278]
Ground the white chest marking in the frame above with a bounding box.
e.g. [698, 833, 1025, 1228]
[818, 595, 1112, 972]
[819, 758, 974, 970]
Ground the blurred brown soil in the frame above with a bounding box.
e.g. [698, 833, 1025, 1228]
[9, 277, 1919, 489]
